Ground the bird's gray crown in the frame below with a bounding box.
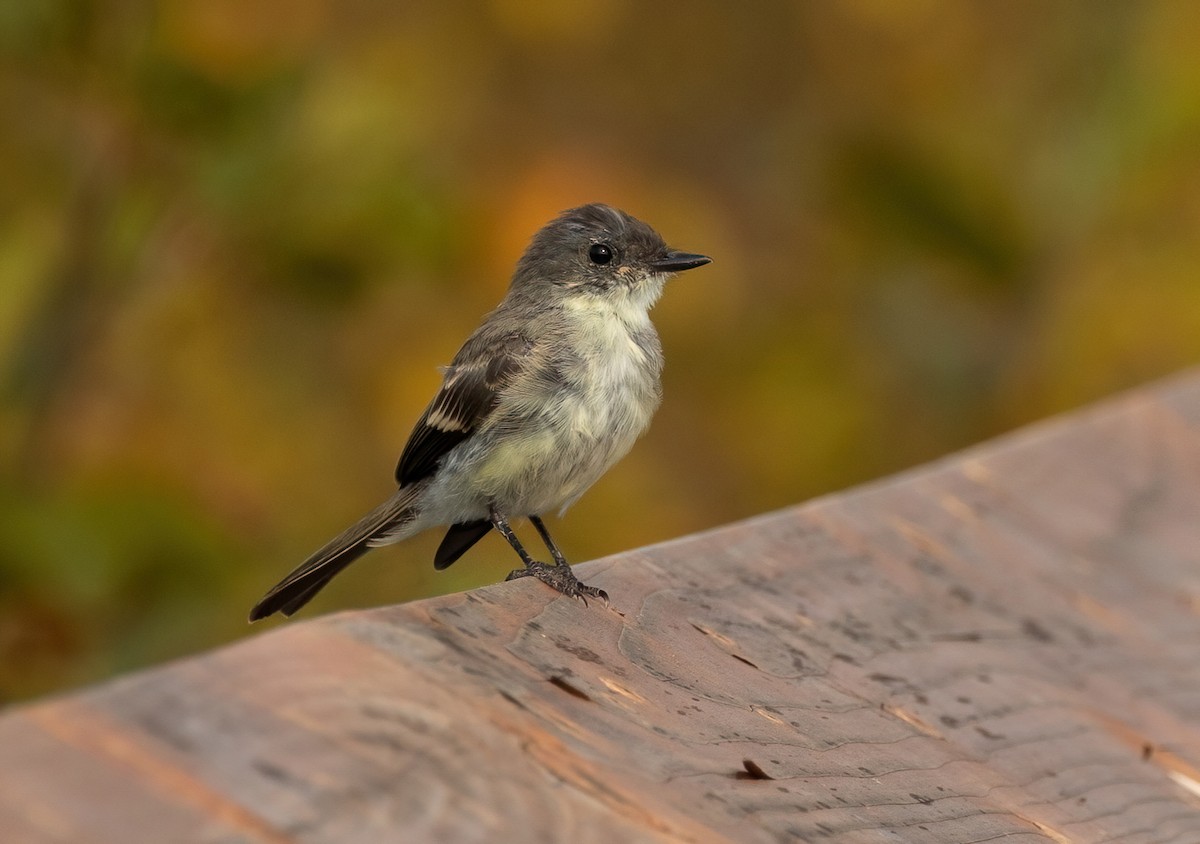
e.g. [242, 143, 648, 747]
[509, 203, 671, 294]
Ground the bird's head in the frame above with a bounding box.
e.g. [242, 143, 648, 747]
[509, 203, 710, 310]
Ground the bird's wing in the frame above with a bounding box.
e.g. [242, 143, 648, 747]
[395, 330, 534, 485]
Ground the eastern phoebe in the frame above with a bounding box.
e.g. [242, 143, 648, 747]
[250, 203, 710, 621]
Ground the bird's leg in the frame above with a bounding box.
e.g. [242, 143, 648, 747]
[529, 515, 569, 567]
[491, 506, 608, 606]
[489, 505, 538, 567]
[530, 514, 607, 605]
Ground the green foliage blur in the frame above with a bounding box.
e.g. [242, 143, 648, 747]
[3, 1, 1199, 704]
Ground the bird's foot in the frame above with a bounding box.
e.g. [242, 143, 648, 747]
[505, 560, 609, 607]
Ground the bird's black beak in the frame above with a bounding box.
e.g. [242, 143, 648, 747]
[650, 251, 712, 272]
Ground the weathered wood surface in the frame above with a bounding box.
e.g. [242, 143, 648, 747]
[4, 371, 1200, 843]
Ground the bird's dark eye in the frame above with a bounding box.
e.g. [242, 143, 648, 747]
[588, 243, 614, 265]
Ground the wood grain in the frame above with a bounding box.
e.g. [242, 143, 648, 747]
[3, 370, 1200, 843]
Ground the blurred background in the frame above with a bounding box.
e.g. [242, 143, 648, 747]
[3, 1, 1200, 703]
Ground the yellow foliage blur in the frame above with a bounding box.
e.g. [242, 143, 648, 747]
[2, 1, 1199, 702]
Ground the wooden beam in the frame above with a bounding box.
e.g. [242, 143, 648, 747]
[4, 371, 1200, 842]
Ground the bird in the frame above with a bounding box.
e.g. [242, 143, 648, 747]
[249, 203, 711, 621]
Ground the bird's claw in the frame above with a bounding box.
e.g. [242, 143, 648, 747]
[506, 560, 609, 607]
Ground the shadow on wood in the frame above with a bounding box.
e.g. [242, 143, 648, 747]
[4, 371, 1200, 842]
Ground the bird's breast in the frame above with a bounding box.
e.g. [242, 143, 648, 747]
[445, 297, 666, 517]
[555, 297, 663, 442]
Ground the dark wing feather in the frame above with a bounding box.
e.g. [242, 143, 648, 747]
[434, 520, 494, 570]
[395, 331, 532, 485]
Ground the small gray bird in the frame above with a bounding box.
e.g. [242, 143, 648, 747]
[250, 203, 710, 621]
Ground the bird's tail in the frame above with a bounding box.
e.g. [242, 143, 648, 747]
[249, 486, 423, 621]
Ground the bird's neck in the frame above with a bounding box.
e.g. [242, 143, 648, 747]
[564, 278, 664, 326]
